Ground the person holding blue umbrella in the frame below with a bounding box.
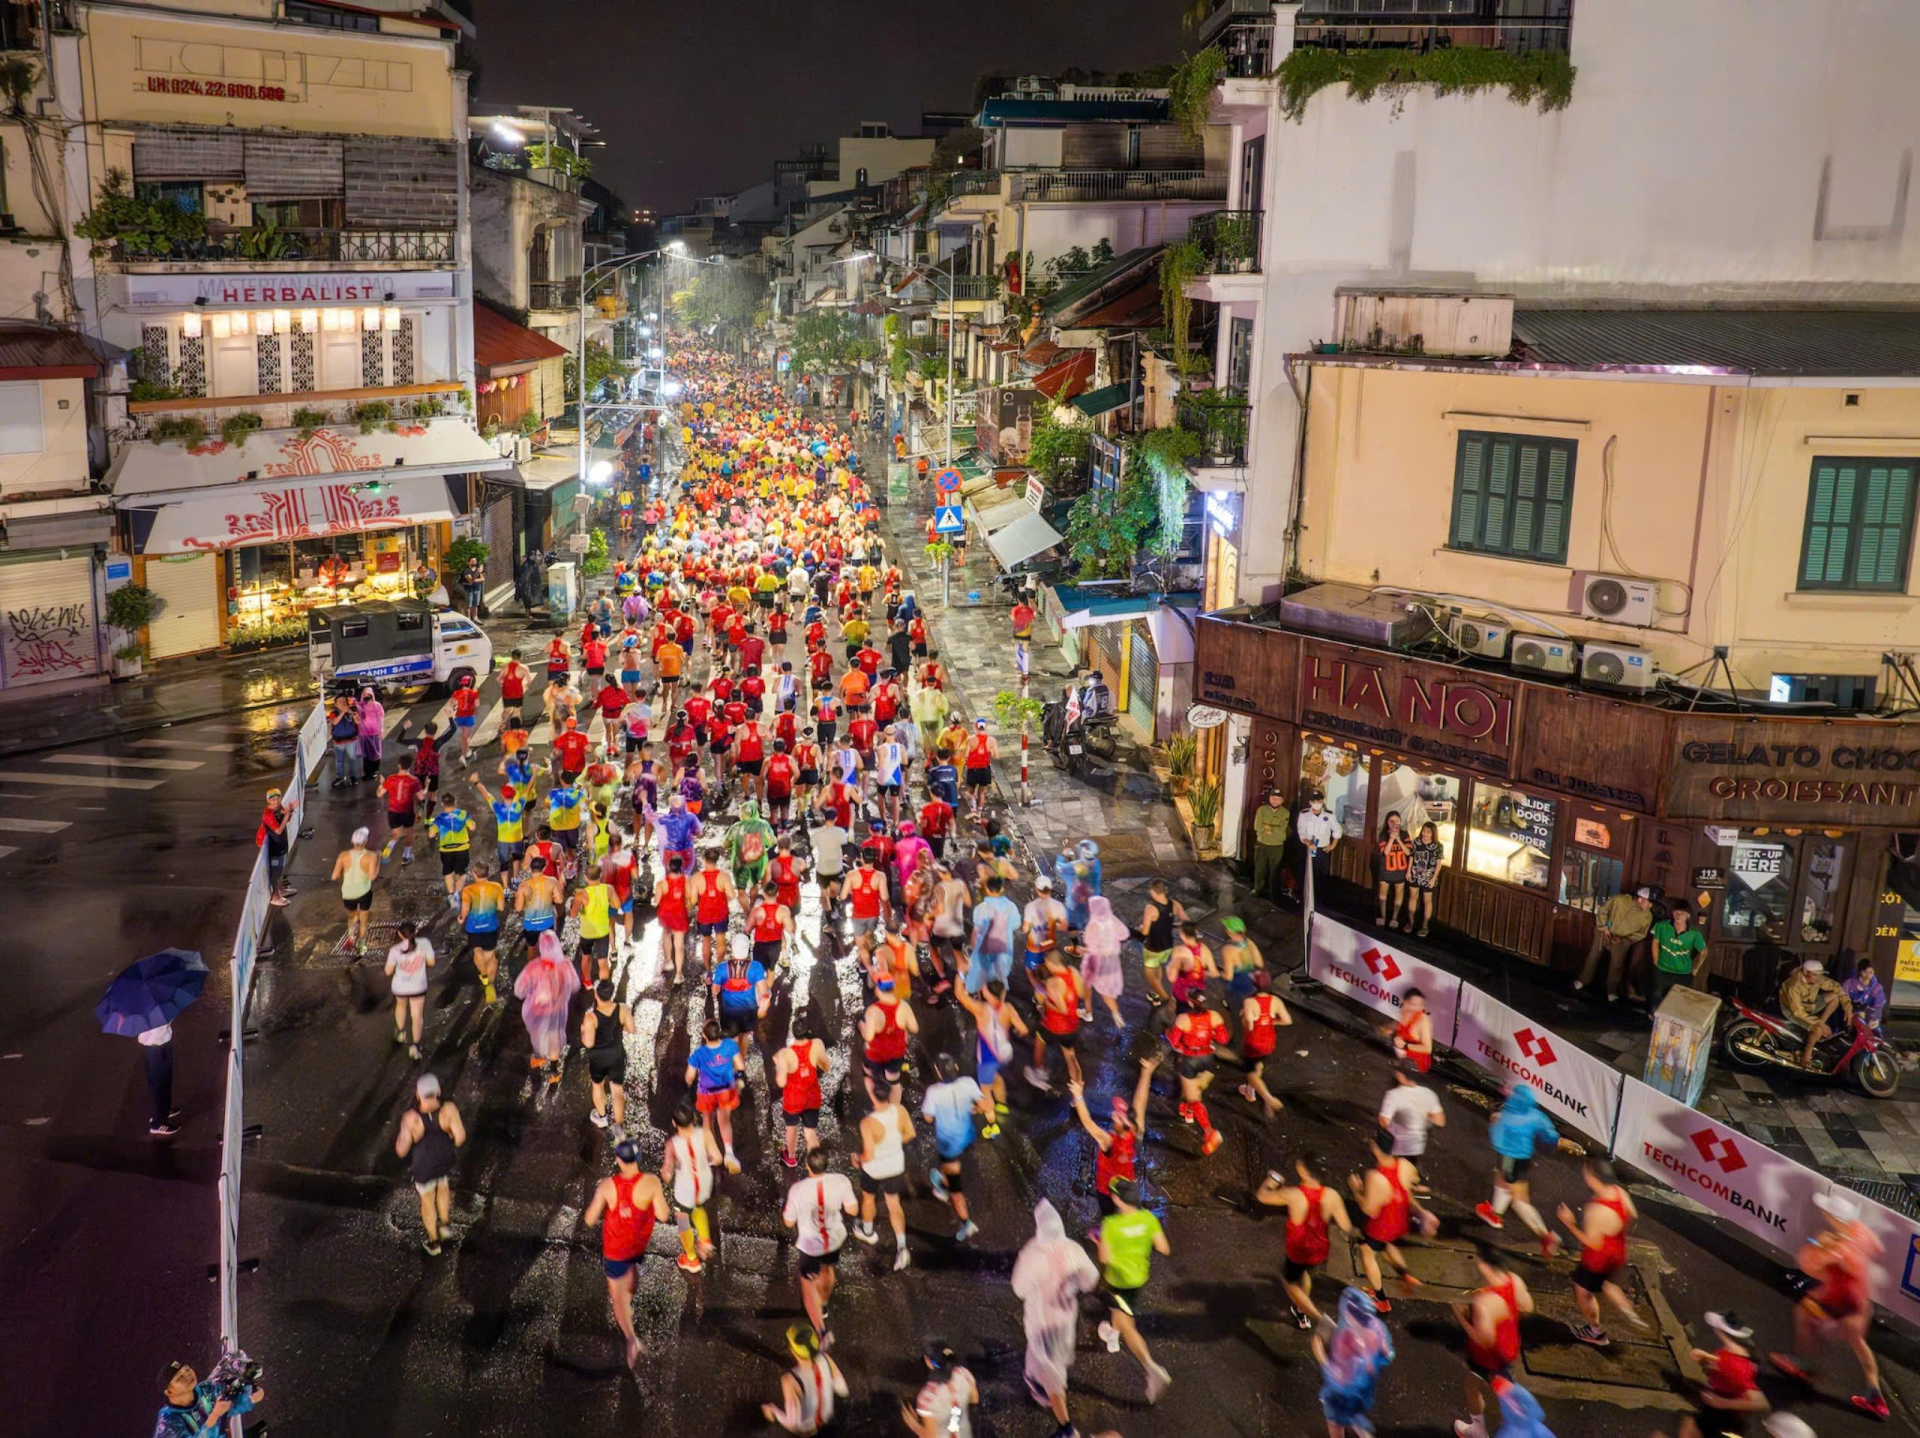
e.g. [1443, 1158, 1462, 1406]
[97, 948, 206, 1138]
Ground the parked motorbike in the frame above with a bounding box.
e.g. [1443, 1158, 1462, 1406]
[1043, 700, 1120, 777]
[1720, 999, 1900, 1098]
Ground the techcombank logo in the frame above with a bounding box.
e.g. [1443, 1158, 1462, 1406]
[1474, 1025, 1588, 1121]
[1328, 945, 1404, 1006]
[1640, 1126, 1787, 1232]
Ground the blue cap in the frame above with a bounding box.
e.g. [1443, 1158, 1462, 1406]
[614, 1139, 640, 1163]
[875, 977, 896, 993]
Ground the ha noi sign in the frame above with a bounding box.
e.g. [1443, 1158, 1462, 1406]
[1297, 640, 1519, 777]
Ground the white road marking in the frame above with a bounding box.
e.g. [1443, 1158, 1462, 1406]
[0, 771, 165, 791]
[44, 754, 206, 772]
[129, 738, 238, 753]
[0, 816, 71, 833]
[0, 846, 15, 860]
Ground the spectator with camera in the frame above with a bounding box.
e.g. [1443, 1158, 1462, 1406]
[154, 1356, 263, 1437]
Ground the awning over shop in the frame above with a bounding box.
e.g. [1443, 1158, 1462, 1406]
[986, 509, 1064, 570]
[1047, 585, 1202, 631]
[123, 471, 458, 555]
[1022, 339, 1061, 367]
[1071, 382, 1130, 418]
[475, 301, 569, 374]
[503, 453, 581, 492]
[0, 494, 114, 550]
[1033, 349, 1095, 402]
[109, 417, 510, 500]
[968, 488, 1032, 534]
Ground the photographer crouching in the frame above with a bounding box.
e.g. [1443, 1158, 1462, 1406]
[155, 1353, 264, 1437]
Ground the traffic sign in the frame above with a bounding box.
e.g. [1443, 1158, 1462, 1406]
[933, 504, 966, 535]
[933, 467, 962, 494]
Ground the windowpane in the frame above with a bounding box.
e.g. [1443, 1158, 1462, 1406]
[1466, 782, 1555, 892]
[1800, 838, 1846, 945]
[1798, 457, 1916, 592]
[1376, 759, 1460, 872]
[1722, 838, 1794, 943]
[1448, 430, 1575, 564]
[1300, 738, 1370, 843]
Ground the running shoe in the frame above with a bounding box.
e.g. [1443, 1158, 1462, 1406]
[1097, 1321, 1121, 1353]
[590, 1109, 609, 1128]
[1201, 1129, 1224, 1156]
[892, 1246, 911, 1272]
[1540, 1233, 1562, 1259]
[980, 1122, 1001, 1139]
[781, 1149, 799, 1168]
[676, 1252, 703, 1273]
[1145, 1363, 1171, 1403]
[954, 1221, 977, 1243]
[422, 1239, 443, 1257]
[1767, 1353, 1814, 1383]
[929, 1167, 950, 1203]
[1024, 1065, 1053, 1092]
[1571, 1324, 1610, 1347]
[148, 1121, 181, 1137]
[408, 1044, 421, 1061]
[1290, 1306, 1313, 1331]
[853, 1221, 879, 1246]
[1474, 1202, 1504, 1229]
[994, 1101, 1010, 1115]
[1851, 1392, 1889, 1420]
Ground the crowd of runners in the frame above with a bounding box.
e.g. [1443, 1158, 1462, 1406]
[327, 339, 1893, 1437]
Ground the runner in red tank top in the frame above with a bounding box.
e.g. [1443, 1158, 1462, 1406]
[1167, 994, 1229, 1156]
[652, 858, 692, 986]
[693, 855, 736, 972]
[1028, 955, 1085, 1090]
[859, 977, 917, 1106]
[1350, 1140, 1422, 1313]
[1557, 1158, 1647, 1347]
[750, 883, 792, 971]
[1236, 970, 1293, 1119]
[1069, 1055, 1154, 1213]
[774, 1017, 830, 1167]
[962, 722, 996, 821]
[1456, 1246, 1533, 1432]
[1255, 1154, 1353, 1327]
[585, 1144, 667, 1370]
[1386, 987, 1434, 1072]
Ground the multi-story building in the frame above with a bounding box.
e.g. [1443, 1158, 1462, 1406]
[1181, 0, 1920, 1007]
[51, 0, 501, 659]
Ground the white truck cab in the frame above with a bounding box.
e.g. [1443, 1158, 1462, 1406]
[307, 598, 494, 697]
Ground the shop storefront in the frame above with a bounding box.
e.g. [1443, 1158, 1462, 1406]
[112, 417, 509, 655]
[1196, 614, 1920, 1011]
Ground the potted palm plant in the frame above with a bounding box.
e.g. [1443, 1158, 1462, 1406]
[1160, 730, 1198, 796]
[105, 582, 160, 678]
[1187, 778, 1222, 855]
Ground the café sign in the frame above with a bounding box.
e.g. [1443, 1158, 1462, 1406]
[1670, 718, 1920, 821]
[1299, 643, 1516, 776]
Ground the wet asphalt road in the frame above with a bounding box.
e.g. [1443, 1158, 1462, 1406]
[5, 654, 1919, 1437]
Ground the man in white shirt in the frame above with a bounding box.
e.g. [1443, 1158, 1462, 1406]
[139, 1021, 182, 1138]
[1293, 789, 1341, 898]
[787, 564, 811, 604]
[782, 1147, 858, 1344]
[1377, 1064, 1445, 1185]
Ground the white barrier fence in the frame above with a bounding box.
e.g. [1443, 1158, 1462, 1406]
[218, 702, 327, 1353]
[1305, 910, 1920, 1328]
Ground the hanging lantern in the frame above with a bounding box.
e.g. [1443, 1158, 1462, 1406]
[231, 311, 250, 335]
[273, 309, 292, 334]
[362, 307, 381, 332]
[180, 311, 202, 338]
[298, 309, 318, 333]
[479, 380, 494, 395]
[210, 313, 232, 340]
[382, 307, 401, 332]
[254, 311, 274, 335]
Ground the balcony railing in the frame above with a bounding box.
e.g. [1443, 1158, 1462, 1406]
[103, 228, 457, 265]
[123, 381, 468, 441]
[1008, 169, 1227, 203]
[1196, 2, 1278, 75]
[945, 274, 999, 301]
[1187, 209, 1263, 274]
[528, 278, 583, 310]
[1177, 391, 1251, 467]
[947, 170, 1002, 198]
[1295, 1, 1572, 56]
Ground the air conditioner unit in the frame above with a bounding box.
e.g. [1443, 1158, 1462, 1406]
[1511, 633, 1577, 676]
[1572, 571, 1658, 627]
[1449, 613, 1510, 659]
[1582, 641, 1657, 691]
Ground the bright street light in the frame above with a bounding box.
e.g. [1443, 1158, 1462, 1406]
[648, 345, 663, 359]
[667, 241, 687, 254]
[587, 459, 614, 485]
[638, 323, 653, 336]
[662, 379, 683, 397]
[490, 121, 522, 146]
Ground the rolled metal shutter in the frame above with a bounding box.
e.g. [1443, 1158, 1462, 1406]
[1127, 624, 1158, 731]
[244, 134, 343, 200]
[1137, 124, 1204, 168]
[0, 553, 99, 689]
[1061, 125, 1126, 167]
[145, 552, 221, 658]
[482, 484, 516, 596]
[132, 127, 243, 182]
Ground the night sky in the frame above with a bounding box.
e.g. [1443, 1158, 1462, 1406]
[475, 0, 1187, 214]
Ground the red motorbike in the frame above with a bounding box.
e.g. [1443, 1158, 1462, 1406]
[1720, 999, 1900, 1099]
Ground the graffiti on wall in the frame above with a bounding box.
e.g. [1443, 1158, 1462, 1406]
[4, 599, 97, 685]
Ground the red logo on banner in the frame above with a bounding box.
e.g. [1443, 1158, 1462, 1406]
[1514, 1027, 1558, 1066]
[1690, 1128, 1747, 1174]
[1360, 947, 1402, 982]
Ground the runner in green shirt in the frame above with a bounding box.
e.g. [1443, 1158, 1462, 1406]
[1095, 1177, 1172, 1402]
[1647, 905, 1707, 1016]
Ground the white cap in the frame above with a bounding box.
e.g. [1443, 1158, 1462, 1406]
[351, 826, 370, 846]
[731, 931, 751, 958]
[1034, 875, 1053, 890]
[415, 1073, 441, 1100]
[1802, 957, 1825, 974]
[1813, 1191, 1859, 1223]
[1635, 887, 1653, 900]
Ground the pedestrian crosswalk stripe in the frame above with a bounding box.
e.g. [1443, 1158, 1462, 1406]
[0, 816, 71, 833]
[129, 738, 238, 753]
[0, 770, 165, 791]
[44, 754, 206, 772]
[0, 846, 15, 861]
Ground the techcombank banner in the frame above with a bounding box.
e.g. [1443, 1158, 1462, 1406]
[1454, 986, 1622, 1148]
[1614, 1077, 1825, 1249]
[1307, 918, 1462, 1043]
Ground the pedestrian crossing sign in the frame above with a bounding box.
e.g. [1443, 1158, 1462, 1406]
[933, 504, 965, 535]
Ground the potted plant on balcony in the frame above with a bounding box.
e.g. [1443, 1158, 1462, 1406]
[1184, 777, 1223, 858]
[106, 582, 160, 679]
[74, 169, 209, 260]
[1214, 212, 1256, 273]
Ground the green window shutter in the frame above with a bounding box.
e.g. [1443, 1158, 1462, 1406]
[1800, 457, 1916, 592]
[1801, 461, 1839, 586]
[1879, 464, 1915, 588]
[1483, 437, 1512, 551]
[1539, 443, 1571, 562]
[1452, 433, 1486, 548]
[1510, 443, 1539, 556]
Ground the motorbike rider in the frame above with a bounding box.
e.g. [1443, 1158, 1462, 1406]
[1078, 670, 1115, 722]
[1779, 957, 1851, 1070]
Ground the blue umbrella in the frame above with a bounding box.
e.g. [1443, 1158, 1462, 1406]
[96, 948, 207, 1037]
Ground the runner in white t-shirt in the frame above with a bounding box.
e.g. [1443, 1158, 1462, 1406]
[1377, 1064, 1445, 1190]
[383, 921, 435, 1061]
[781, 1148, 859, 1344]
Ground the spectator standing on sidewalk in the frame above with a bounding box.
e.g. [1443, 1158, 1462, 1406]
[256, 787, 294, 906]
[140, 1021, 181, 1137]
[1251, 789, 1290, 902]
[1573, 887, 1653, 1003]
[1295, 791, 1340, 899]
[1647, 904, 1707, 1016]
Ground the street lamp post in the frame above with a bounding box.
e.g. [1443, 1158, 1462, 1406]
[913, 248, 964, 608]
